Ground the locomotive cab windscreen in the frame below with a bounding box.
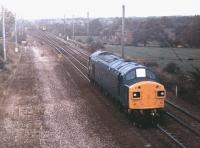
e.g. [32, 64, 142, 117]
[124, 68, 156, 85]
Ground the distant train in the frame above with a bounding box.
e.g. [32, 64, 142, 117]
[88, 51, 165, 120]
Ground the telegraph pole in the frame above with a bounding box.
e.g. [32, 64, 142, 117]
[121, 5, 125, 58]
[72, 16, 75, 40]
[2, 6, 6, 62]
[18, 18, 21, 37]
[15, 13, 18, 52]
[63, 15, 66, 38]
[21, 19, 24, 39]
[86, 12, 89, 36]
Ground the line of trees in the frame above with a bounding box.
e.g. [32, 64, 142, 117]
[100, 16, 200, 48]
[42, 15, 200, 48]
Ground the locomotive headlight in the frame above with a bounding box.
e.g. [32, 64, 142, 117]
[133, 92, 140, 98]
[157, 91, 165, 97]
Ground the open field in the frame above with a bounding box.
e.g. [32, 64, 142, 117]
[105, 45, 200, 72]
[75, 36, 100, 42]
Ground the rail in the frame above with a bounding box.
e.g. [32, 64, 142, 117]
[157, 124, 186, 148]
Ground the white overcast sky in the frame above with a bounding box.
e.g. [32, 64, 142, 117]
[1, 0, 200, 19]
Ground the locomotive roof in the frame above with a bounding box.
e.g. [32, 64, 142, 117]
[90, 51, 146, 75]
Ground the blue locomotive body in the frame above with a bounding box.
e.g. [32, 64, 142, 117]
[88, 51, 165, 114]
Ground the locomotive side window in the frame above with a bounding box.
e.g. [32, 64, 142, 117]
[125, 70, 136, 81]
[146, 70, 156, 80]
[136, 68, 146, 77]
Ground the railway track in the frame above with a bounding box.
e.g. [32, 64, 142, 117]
[43, 33, 88, 65]
[165, 99, 200, 123]
[157, 115, 199, 147]
[161, 99, 200, 147]
[45, 32, 89, 59]
[166, 99, 200, 134]
[156, 124, 186, 148]
[33, 31, 200, 147]
[36, 32, 90, 81]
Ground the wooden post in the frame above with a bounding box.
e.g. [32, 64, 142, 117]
[121, 5, 125, 58]
[175, 85, 178, 97]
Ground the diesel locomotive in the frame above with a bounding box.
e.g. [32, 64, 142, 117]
[88, 51, 165, 119]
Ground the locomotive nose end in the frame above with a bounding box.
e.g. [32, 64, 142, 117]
[128, 81, 165, 110]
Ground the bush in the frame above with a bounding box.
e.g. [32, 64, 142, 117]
[178, 71, 200, 106]
[162, 68, 200, 106]
[89, 41, 104, 52]
[158, 63, 200, 107]
[86, 37, 105, 52]
[163, 62, 181, 74]
[86, 37, 94, 44]
[144, 62, 159, 68]
[77, 39, 82, 43]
